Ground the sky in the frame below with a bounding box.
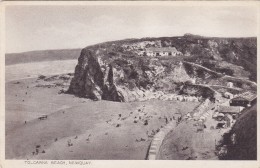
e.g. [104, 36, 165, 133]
[5, 5, 258, 53]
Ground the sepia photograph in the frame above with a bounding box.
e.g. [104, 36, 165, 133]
[1, 1, 258, 165]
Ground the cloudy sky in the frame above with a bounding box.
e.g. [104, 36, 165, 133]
[5, 4, 258, 53]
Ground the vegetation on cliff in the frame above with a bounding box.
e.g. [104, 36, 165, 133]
[67, 34, 256, 102]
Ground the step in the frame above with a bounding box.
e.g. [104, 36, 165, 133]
[148, 155, 156, 160]
[149, 149, 157, 154]
[150, 146, 157, 151]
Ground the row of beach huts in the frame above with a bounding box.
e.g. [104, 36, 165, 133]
[128, 89, 202, 102]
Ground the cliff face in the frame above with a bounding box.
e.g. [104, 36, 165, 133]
[68, 35, 256, 102]
[219, 104, 257, 160]
[68, 49, 123, 101]
[68, 48, 191, 102]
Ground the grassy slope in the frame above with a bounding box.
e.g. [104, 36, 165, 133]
[97, 35, 256, 93]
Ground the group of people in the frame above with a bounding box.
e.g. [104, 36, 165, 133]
[163, 115, 182, 125]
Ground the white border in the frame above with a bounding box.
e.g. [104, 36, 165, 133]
[0, 1, 259, 168]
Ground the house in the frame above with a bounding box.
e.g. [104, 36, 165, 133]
[214, 113, 234, 128]
[145, 47, 182, 57]
[218, 105, 241, 114]
[217, 105, 242, 118]
[190, 78, 196, 84]
[230, 91, 257, 107]
[227, 82, 234, 88]
[214, 106, 241, 126]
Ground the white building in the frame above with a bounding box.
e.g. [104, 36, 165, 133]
[145, 47, 182, 57]
[227, 82, 234, 88]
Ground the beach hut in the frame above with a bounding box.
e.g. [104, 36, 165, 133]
[230, 92, 257, 107]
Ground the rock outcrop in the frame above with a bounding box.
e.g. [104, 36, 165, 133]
[68, 49, 124, 101]
[219, 104, 257, 160]
[68, 35, 256, 102]
[68, 47, 192, 102]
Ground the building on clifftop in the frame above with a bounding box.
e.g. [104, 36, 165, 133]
[145, 47, 182, 57]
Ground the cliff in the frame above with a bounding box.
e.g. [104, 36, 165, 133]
[68, 48, 191, 101]
[220, 104, 257, 160]
[68, 35, 256, 102]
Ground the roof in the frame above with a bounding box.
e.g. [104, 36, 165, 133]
[215, 113, 224, 117]
[224, 92, 233, 95]
[232, 92, 257, 102]
[146, 47, 178, 53]
[218, 105, 241, 113]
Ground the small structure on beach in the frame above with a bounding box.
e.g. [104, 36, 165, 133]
[214, 105, 242, 122]
[230, 92, 257, 107]
[218, 105, 241, 115]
